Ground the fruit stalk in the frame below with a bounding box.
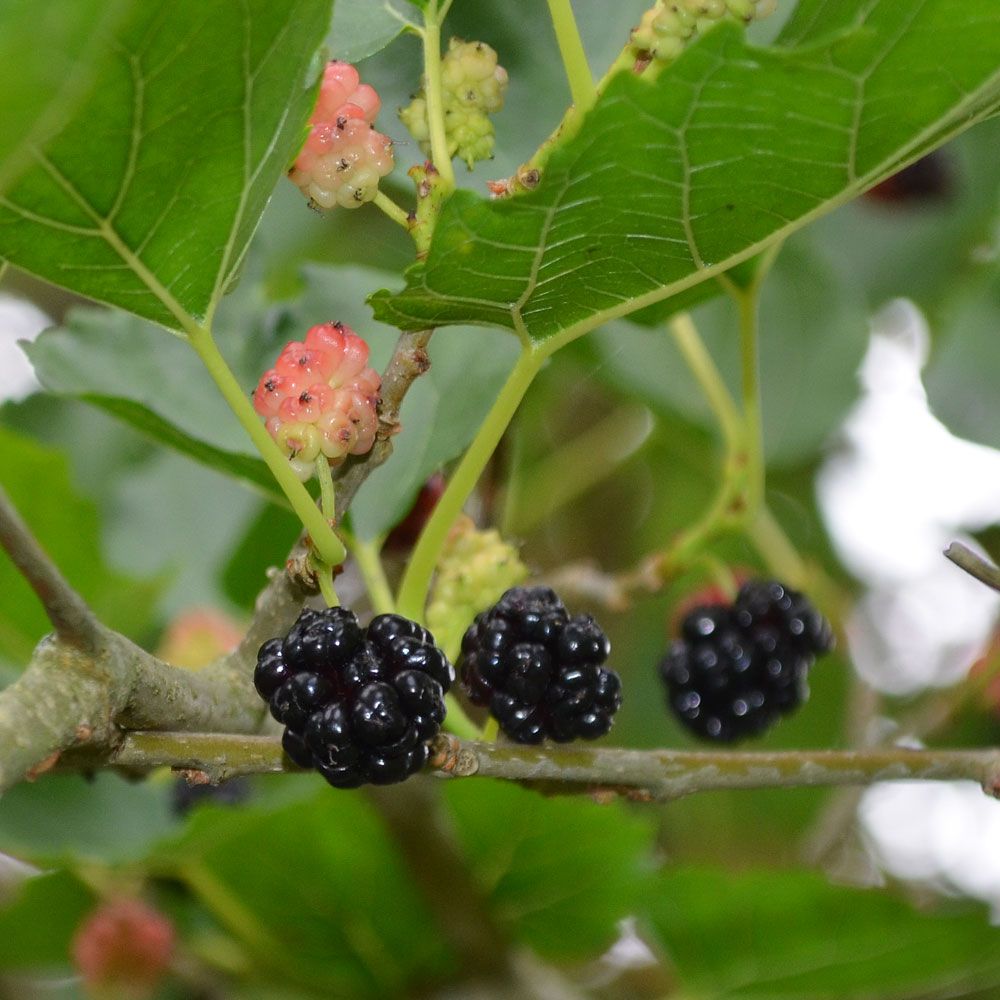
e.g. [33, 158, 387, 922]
[396, 348, 544, 621]
[422, 1, 457, 191]
[546, 0, 596, 111]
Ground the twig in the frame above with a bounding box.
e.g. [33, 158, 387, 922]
[334, 328, 434, 517]
[0, 484, 101, 652]
[0, 632, 266, 793]
[944, 541, 1000, 593]
[52, 731, 1000, 803]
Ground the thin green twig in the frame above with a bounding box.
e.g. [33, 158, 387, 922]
[545, 0, 595, 111]
[396, 349, 544, 621]
[421, 1, 456, 190]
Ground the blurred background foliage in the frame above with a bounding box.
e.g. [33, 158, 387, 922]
[0, 0, 999, 997]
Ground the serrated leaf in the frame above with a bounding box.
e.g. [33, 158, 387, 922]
[444, 780, 653, 958]
[328, 0, 409, 63]
[153, 791, 453, 996]
[646, 867, 1000, 999]
[372, 2, 1000, 348]
[0, 0, 332, 331]
[23, 310, 284, 505]
[0, 426, 159, 665]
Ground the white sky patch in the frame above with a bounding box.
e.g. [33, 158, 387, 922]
[819, 299, 1000, 913]
[860, 781, 1000, 919]
[817, 299, 1000, 694]
[0, 294, 51, 404]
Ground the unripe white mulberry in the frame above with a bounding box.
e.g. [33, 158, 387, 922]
[398, 38, 508, 170]
[631, 0, 777, 65]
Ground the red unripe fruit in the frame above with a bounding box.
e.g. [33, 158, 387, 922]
[71, 898, 175, 999]
[312, 61, 361, 124]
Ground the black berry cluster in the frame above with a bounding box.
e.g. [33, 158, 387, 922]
[660, 579, 834, 742]
[254, 607, 453, 788]
[459, 586, 622, 743]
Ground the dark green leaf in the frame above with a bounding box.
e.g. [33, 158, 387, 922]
[0, 0, 332, 330]
[372, 3, 1000, 347]
[222, 501, 301, 608]
[0, 426, 158, 665]
[153, 791, 453, 996]
[0, 870, 94, 969]
[646, 867, 1000, 999]
[445, 780, 654, 958]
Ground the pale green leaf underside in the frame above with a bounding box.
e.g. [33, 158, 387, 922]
[372, 1, 1000, 347]
[0, 0, 331, 331]
[327, 0, 408, 63]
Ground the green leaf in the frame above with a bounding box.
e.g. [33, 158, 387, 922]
[328, 0, 409, 63]
[0, 773, 177, 865]
[444, 780, 654, 958]
[372, 2, 1000, 348]
[154, 791, 453, 996]
[0, 0, 128, 197]
[0, 0, 332, 331]
[23, 310, 284, 505]
[22, 263, 517, 531]
[0, 870, 94, 969]
[645, 867, 1000, 999]
[926, 272, 1000, 450]
[0, 426, 158, 665]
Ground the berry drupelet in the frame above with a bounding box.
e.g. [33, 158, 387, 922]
[660, 579, 834, 742]
[289, 61, 394, 210]
[253, 321, 381, 481]
[255, 608, 454, 788]
[458, 586, 622, 743]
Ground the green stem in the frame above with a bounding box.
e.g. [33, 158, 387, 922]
[373, 190, 413, 232]
[748, 505, 808, 589]
[345, 534, 396, 615]
[397, 348, 544, 621]
[422, 1, 456, 191]
[735, 288, 764, 515]
[546, 0, 595, 111]
[187, 327, 345, 567]
[669, 313, 741, 451]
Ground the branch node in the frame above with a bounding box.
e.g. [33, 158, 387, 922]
[25, 750, 61, 782]
[428, 733, 463, 772]
[180, 768, 213, 786]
